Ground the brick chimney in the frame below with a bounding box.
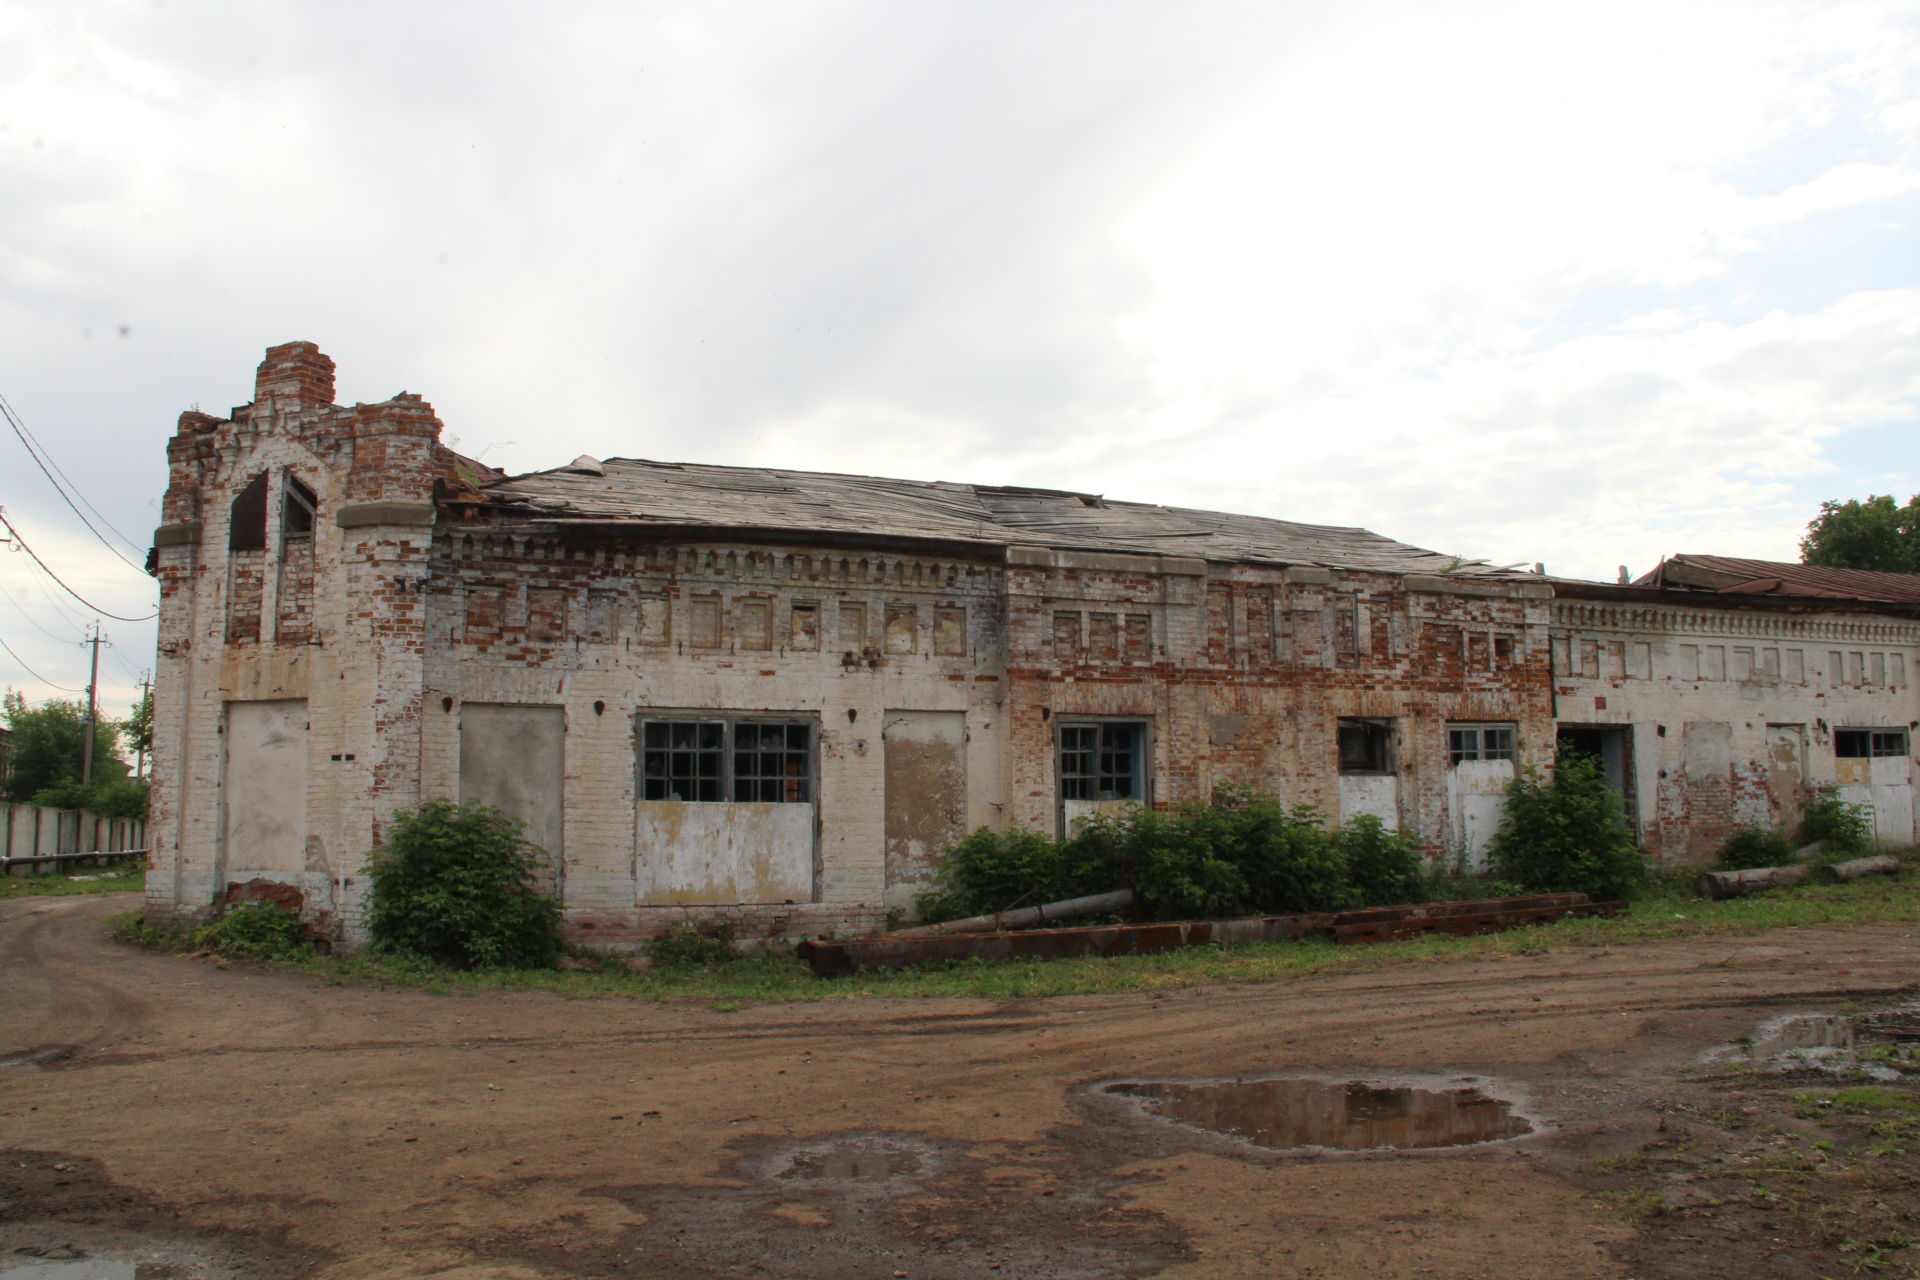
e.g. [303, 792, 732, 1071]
[254, 341, 336, 407]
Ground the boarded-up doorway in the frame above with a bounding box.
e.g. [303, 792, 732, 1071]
[223, 699, 309, 879]
[460, 703, 565, 897]
[883, 710, 967, 914]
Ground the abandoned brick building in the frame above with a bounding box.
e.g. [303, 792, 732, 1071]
[143, 344, 1920, 947]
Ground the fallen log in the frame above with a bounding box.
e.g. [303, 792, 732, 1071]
[1694, 865, 1808, 900]
[1815, 854, 1901, 884]
[888, 889, 1137, 937]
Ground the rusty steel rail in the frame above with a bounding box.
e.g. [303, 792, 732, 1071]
[797, 893, 1612, 975]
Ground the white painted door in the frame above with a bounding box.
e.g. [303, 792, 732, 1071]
[634, 803, 814, 904]
[1447, 759, 1513, 871]
[1338, 775, 1399, 829]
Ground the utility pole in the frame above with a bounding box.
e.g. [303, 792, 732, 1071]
[135, 670, 151, 781]
[80, 621, 103, 785]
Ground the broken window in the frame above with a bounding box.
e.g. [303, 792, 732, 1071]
[1836, 729, 1907, 759]
[1058, 721, 1146, 801]
[228, 471, 268, 551]
[282, 474, 317, 538]
[1447, 723, 1516, 765]
[1337, 718, 1394, 775]
[640, 719, 813, 803]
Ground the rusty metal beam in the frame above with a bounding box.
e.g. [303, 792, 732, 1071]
[796, 894, 1613, 975]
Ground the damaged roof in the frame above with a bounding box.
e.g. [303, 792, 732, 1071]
[478, 456, 1523, 577]
[1636, 554, 1920, 605]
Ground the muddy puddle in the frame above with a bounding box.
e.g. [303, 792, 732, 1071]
[1101, 1074, 1535, 1152]
[1701, 1003, 1920, 1080]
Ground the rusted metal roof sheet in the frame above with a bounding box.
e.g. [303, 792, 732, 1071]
[481, 457, 1521, 576]
[1635, 554, 1920, 604]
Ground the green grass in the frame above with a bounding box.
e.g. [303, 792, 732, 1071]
[101, 854, 1920, 1005]
[0, 860, 145, 900]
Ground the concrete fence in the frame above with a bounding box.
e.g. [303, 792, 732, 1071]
[1, 800, 146, 874]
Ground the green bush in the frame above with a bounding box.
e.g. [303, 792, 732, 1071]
[1718, 826, 1800, 871]
[189, 901, 310, 960]
[914, 826, 1087, 921]
[918, 789, 1418, 924]
[1337, 814, 1427, 907]
[1801, 786, 1875, 858]
[1487, 753, 1647, 901]
[365, 800, 563, 969]
[646, 924, 738, 968]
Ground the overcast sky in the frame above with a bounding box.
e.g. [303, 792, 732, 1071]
[3, 0, 1918, 718]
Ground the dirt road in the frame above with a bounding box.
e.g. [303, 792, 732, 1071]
[4, 893, 1918, 1279]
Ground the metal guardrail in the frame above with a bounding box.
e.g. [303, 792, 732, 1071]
[1, 848, 147, 871]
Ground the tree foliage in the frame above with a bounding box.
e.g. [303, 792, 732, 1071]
[1, 691, 128, 807]
[365, 799, 563, 969]
[1800, 494, 1920, 573]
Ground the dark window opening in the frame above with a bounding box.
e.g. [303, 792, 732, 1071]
[1448, 723, 1516, 765]
[641, 718, 812, 803]
[229, 471, 268, 551]
[1338, 717, 1393, 774]
[1059, 721, 1146, 801]
[1836, 729, 1907, 759]
[283, 474, 317, 538]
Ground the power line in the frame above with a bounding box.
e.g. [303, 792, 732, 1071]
[0, 631, 84, 692]
[0, 509, 156, 622]
[0, 575, 84, 644]
[0, 388, 148, 567]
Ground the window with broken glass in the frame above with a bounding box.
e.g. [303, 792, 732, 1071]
[1835, 729, 1907, 759]
[1057, 721, 1146, 801]
[1337, 717, 1394, 774]
[640, 719, 813, 802]
[1447, 723, 1516, 765]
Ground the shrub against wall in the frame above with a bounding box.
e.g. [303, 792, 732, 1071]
[1487, 753, 1646, 901]
[917, 791, 1428, 924]
[1800, 786, 1876, 858]
[365, 800, 563, 969]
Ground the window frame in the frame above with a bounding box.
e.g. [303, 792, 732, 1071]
[1056, 718, 1150, 803]
[1337, 717, 1395, 776]
[1836, 728, 1908, 760]
[638, 715, 816, 804]
[1447, 722, 1517, 766]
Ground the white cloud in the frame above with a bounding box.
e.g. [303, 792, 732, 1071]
[1, 0, 1919, 699]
